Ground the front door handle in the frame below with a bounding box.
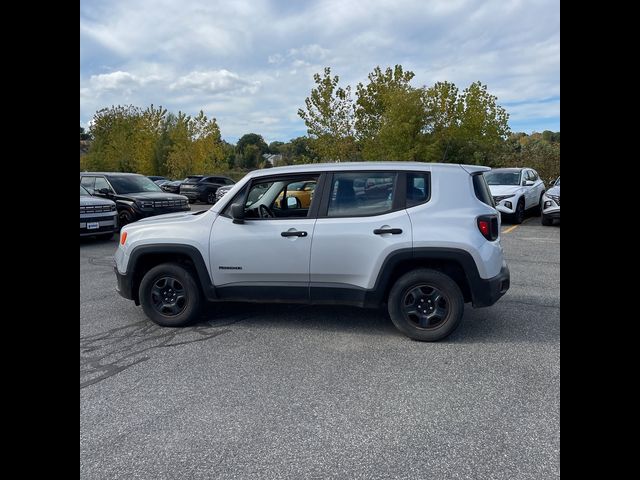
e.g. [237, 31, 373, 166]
[373, 228, 403, 235]
[281, 231, 308, 237]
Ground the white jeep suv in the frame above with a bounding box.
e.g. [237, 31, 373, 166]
[114, 162, 510, 342]
[484, 168, 546, 224]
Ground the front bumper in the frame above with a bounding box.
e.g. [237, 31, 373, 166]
[471, 263, 510, 308]
[115, 267, 135, 302]
[80, 213, 118, 236]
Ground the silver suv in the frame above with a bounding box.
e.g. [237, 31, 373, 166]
[114, 162, 510, 341]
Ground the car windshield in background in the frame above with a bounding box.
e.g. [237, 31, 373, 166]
[108, 176, 163, 194]
[484, 172, 520, 186]
[80, 185, 91, 196]
[184, 176, 203, 184]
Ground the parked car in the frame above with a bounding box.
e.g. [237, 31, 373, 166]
[80, 185, 118, 239]
[179, 175, 236, 204]
[215, 184, 234, 202]
[483, 168, 546, 224]
[148, 176, 168, 182]
[154, 179, 171, 187]
[541, 177, 560, 226]
[161, 179, 185, 194]
[275, 180, 316, 208]
[115, 162, 510, 342]
[80, 172, 190, 226]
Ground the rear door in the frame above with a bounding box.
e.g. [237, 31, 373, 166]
[309, 171, 412, 298]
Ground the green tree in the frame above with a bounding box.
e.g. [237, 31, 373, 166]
[298, 67, 358, 161]
[355, 65, 416, 155]
[362, 87, 426, 161]
[80, 126, 91, 140]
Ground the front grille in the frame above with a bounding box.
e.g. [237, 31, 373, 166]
[81, 215, 116, 223]
[153, 199, 187, 208]
[140, 199, 188, 209]
[80, 204, 116, 214]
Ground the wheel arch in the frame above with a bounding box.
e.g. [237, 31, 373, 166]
[366, 248, 482, 307]
[127, 244, 216, 304]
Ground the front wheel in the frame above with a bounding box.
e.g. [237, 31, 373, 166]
[139, 263, 202, 327]
[388, 269, 464, 341]
[541, 214, 553, 226]
[512, 199, 524, 224]
[207, 192, 216, 204]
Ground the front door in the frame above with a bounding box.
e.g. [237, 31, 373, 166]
[209, 173, 321, 302]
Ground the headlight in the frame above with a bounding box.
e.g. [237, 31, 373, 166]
[493, 194, 515, 203]
[548, 195, 560, 205]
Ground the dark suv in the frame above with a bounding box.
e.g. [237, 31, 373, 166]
[80, 172, 190, 226]
[179, 175, 235, 204]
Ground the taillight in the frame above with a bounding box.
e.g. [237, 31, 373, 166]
[477, 215, 499, 241]
[120, 231, 127, 245]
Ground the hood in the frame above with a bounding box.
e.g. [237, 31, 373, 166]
[80, 195, 115, 207]
[546, 185, 560, 196]
[133, 209, 212, 225]
[115, 191, 187, 201]
[487, 184, 522, 196]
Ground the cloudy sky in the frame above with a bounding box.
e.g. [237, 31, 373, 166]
[80, 0, 559, 144]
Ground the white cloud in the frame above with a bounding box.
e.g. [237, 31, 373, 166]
[169, 70, 260, 95]
[81, 0, 560, 142]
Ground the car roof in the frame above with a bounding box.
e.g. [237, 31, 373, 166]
[486, 168, 523, 173]
[80, 172, 143, 177]
[245, 162, 490, 179]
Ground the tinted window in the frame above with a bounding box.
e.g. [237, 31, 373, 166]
[107, 176, 162, 194]
[327, 172, 396, 217]
[529, 170, 539, 181]
[484, 171, 520, 186]
[473, 174, 495, 207]
[406, 173, 430, 207]
[184, 176, 203, 184]
[81, 176, 95, 192]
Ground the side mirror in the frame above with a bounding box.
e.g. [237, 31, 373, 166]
[96, 188, 112, 196]
[231, 203, 245, 224]
[522, 180, 534, 186]
[286, 196, 298, 208]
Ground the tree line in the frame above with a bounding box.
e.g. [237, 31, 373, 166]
[80, 64, 559, 183]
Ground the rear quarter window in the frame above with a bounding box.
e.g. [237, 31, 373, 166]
[473, 173, 495, 207]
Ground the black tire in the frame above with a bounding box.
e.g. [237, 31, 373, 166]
[388, 268, 464, 342]
[207, 192, 217, 204]
[541, 214, 553, 226]
[119, 210, 134, 227]
[536, 192, 545, 215]
[139, 263, 202, 327]
[512, 199, 524, 224]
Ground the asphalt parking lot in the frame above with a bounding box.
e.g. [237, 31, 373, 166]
[80, 211, 559, 480]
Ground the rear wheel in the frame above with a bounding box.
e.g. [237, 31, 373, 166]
[139, 263, 202, 327]
[207, 192, 216, 204]
[541, 214, 553, 226]
[388, 269, 464, 341]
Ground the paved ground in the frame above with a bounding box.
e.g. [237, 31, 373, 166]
[80, 211, 559, 480]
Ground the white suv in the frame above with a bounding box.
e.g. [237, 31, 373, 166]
[484, 168, 546, 224]
[114, 162, 510, 342]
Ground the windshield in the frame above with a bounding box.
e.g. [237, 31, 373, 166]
[108, 176, 162, 194]
[484, 171, 521, 186]
[554, 177, 560, 186]
[80, 185, 90, 196]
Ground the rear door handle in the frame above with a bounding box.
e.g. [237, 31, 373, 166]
[281, 231, 308, 237]
[373, 228, 403, 235]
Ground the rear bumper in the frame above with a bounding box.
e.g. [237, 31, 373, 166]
[471, 263, 510, 308]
